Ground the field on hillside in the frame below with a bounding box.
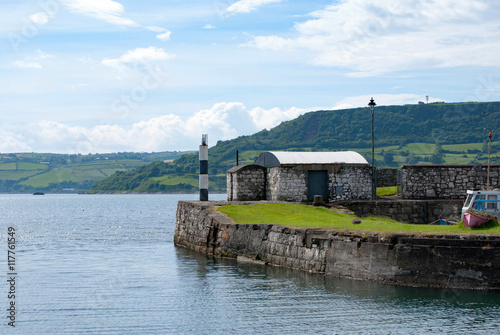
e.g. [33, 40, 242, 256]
[0, 152, 187, 193]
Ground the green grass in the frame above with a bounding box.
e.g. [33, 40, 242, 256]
[377, 186, 397, 197]
[217, 203, 500, 235]
[17, 162, 49, 170]
[20, 168, 81, 187]
[0, 163, 17, 170]
[17, 161, 141, 187]
[153, 174, 199, 187]
[0, 170, 42, 181]
[401, 143, 436, 154]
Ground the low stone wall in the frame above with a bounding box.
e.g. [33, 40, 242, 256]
[175, 201, 500, 290]
[402, 164, 500, 199]
[336, 199, 463, 225]
[376, 168, 398, 187]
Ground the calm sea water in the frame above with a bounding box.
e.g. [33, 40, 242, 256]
[1, 193, 500, 334]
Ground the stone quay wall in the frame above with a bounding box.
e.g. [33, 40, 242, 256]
[401, 164, 500, 199]
[175, 201, 500, 290]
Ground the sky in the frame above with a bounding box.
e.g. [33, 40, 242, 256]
[1, 0, 500, 154]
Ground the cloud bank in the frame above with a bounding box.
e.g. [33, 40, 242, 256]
[246, 0, 500, 76]
[0, 94, 423, 153]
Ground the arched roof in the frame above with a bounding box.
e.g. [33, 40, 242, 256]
[254, 151, 368, 167]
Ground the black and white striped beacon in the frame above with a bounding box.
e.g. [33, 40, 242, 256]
[199, 134, 208, 201]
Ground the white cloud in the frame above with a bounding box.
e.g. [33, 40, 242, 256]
[246, 0, 500, 76]
[13, 50, 52, 70]
[203, 24, 216, 29]
[102, 47, 174, 72]
[14, 61, 42, 69]
[0, 96, 432, 153]
[0, 129, 32, 152]
[248, 106, 304, 130]
[146, 26, 172, 41]
[156, 31, 171, 41]
[245, 35, 295, 51]
[63, 1, 172, 40]
[62, 0, 138, 26]
[226, 0, 283, 15]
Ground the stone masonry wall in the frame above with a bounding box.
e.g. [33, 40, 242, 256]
[175, 201, 500, 290]
[227, 166, 266, 201]
[267, 166, 307, 202]
[330, 166, 372, 201]
[336, 199, 463, 225]
[402, 164, 500, 199]
[377, 168, 398, 187]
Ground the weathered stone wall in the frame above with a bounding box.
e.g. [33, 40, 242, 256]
[336, 199, 463, 225]
[402, 164, 500, 199]
[377, 168, 398, 187]
[267, 166, 307, 202]
[175, 201, 500, 290]
[227, 165, 266, 201]
[330, 166, 372, 201]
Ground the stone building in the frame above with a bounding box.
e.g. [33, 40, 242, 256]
[226, 164, 266, 201]
[226, 151, 372, 202]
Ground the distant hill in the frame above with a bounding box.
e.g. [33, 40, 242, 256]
[90, 101, 500, 193]
[0, 151, 193, 193]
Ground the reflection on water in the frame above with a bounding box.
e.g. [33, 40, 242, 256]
[1, 194, 499, 334]
[174, 247, 500, 335]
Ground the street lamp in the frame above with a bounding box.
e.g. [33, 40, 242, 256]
[368, 97, 376, 200]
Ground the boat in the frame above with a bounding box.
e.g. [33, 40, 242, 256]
[459, 131, 499, 227]
[461, 189, 500, 227]
[33, 192, 45, 195]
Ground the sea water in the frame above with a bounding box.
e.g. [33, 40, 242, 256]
[1, 194, 499, 334]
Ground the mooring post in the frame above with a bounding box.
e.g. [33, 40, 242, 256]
[199, 134, 208, 201]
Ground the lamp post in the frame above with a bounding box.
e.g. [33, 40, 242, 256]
[368, 97, 376, 200]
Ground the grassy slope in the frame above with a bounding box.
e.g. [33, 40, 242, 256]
[217, 203, 500, 235]
[16, 159, 145, 187]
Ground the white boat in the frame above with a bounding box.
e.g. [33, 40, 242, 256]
[461, 190, 500, 227]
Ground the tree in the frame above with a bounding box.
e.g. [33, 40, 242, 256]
[383, 152, 394, 165]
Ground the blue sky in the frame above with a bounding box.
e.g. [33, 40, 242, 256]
[1, 0, 500, 153]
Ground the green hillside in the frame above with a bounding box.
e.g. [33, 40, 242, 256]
[0, 151, 192, 193]
[91, 101, 500, 193]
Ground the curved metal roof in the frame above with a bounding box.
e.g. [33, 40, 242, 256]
[254, 151, 368, 167]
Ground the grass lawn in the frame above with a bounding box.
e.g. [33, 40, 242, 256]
[216, 203, 500, 235]
[377, 186, 397, 197]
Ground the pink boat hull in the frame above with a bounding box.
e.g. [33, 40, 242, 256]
[463, 212, 494, 227]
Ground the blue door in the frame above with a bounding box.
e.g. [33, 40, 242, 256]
[308, 170, 328, 201]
